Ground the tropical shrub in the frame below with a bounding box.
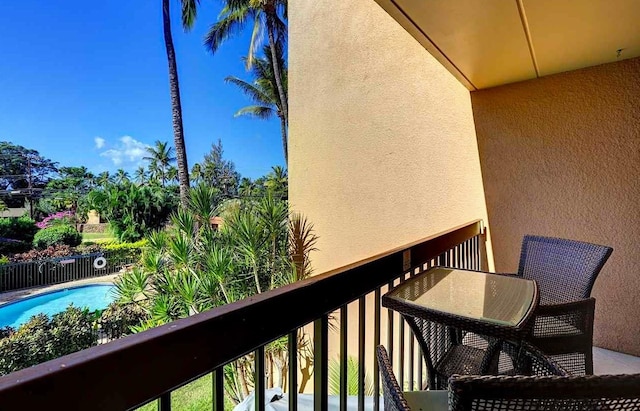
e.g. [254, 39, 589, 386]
[99, 302, 148, 339]
[0, 307, 97, 376]
[81, 240, 147, 267]
[74, 243, 103, 255]
[0, 255, 8, 265]
[0, 216, 39, 243]
[48, 306, 99, 354]
[9, 241, 145, 264]
[112, 187, 318, 403]
[102, 240, 147, 250]
[88, 182, 177, 242]
[10, 244, 75, 262]
[35, 210, 74, 229]
[32, 225, 82, 249]
[328, 356, 374, 396]
[0, 238, 30, 255]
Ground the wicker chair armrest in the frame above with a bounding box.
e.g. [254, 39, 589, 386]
[536, 297, 595, 317]
[463, 268, 522, 278]
[529, 298, 595, 352]
[448, 374, 640, 411]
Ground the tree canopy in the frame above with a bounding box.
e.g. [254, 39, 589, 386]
[0, 141, 58, 208]
[198, 140, 240, 198]
[0, 142, 58, 191]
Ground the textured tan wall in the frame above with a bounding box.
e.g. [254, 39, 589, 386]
[289, 0, 490, 275]
[289, 0, 492, 388]
[472, 57, 640, 355]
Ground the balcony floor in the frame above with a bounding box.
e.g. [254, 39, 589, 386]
[594, 347, 640, 374]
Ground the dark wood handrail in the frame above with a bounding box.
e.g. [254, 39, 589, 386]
[0, 220, 484, 410]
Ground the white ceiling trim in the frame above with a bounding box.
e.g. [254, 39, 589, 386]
[516, 0, 540, 78]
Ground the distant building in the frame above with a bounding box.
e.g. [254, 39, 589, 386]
[86, 210, 101, 224]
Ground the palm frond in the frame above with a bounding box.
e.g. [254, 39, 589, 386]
[270, 12, 287, 43]
[246, 13, 265, 68]
[168, 232, 194, 268]
[289, 213, 318, 282]
[181, 0, 200, 31]
[204, 7, 251, 54]
[189, 185, 219, 223]
[328, 356, 374, 396]
[224, 76, 272, 104]
[235, 105, 274, 119]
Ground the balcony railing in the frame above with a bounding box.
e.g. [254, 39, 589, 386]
[0, 220, 486, 410]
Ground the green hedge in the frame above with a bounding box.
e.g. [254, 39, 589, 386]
[0, 306, 97, 376]
[0, 239, 30, 255]
[0, 216, 38, 243]
[33, 225, 82, 249]
[99, 303, 148, 340]
[102, 239, 147, 262]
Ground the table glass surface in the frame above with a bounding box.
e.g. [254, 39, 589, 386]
[386, 268, 536, 327]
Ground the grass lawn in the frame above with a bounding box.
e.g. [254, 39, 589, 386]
[136, 373, 215, 411]
[81, 232, 115, 243]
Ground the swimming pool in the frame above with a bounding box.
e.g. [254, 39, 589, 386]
[0, 284, 116, 329]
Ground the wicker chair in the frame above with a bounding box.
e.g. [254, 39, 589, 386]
[449, 373, 640, 411]
[377, 343, 567, 411]
[377, 345, 413, 411]
[513, 235, 613, 375]
[402, 315, 498, 390]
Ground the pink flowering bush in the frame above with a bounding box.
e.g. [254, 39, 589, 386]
[36, 211, 74, 229]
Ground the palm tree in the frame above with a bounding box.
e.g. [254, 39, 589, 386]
[167, 166, 179, 185]
[114, 169, 130, 185]
[162, 0, 198, 207]
[97, 171, 111, 187]
[226, 43, 288, 164]
[204, 0, 288, 152]
[238, 177, 255, 198]
[143, 140, 176, 188]
[264, 165, 287, 197]
[190, 162, 203, 184]
[134, 167, 148, 185]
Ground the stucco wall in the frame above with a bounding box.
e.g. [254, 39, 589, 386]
[289, 0, 490, 275]
[472, 57, 640, 355]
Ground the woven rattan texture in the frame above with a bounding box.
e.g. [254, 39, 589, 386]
[377, 345, 411, 411]
[403, 308, 565, 389]
[517, 236, 612, 375]
[518, 236, 612, 304]
[449, 374, 640, 411]
[378, 341, 567, 411]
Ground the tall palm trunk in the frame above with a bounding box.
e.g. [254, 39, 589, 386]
[162, 0, 190, 207]
[265, 9, 288, 165]
[278, 114, 288, 165]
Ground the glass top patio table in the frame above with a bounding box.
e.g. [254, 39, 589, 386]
[382, 267, 539, 339]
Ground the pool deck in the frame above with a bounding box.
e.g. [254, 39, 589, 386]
[0, 274, 119, 305]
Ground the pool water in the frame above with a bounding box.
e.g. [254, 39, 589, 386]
[0, 284, 116, 329]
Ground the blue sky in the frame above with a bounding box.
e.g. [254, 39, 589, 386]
[0, 1, 284, 180]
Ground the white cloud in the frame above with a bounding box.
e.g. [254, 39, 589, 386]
[99, 136, 149, 167]
[94, 137, 105, 149]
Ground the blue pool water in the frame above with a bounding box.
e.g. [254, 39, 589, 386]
[0, 284, 116, 329]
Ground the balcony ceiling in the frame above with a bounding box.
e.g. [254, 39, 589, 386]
[374, 0, 640, 90]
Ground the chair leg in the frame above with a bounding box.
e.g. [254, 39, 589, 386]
[585, 347, 594, 375]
